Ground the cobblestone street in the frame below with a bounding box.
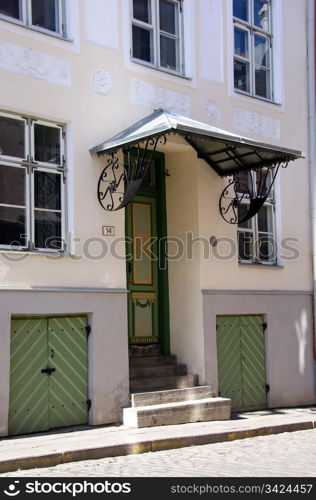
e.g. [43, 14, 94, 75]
[2, 429, 316, 477]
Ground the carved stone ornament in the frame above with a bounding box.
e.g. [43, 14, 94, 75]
[91, 69, 112, 96]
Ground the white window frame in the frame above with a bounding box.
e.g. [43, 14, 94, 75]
[0, 111, 66, 254]
[131, 0, 184, 76]
[237, 170, 277, 265]
[0, 0, 66, 38]
[233, 0, 273, 102]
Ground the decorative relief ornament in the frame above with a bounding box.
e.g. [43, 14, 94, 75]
[91, 70, 112, 96]
[204, 102, 221, 126]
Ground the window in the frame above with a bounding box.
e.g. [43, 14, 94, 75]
[0, 112, 65, 252]
[237, 170, 277, 264]
[233, 0, 272, 100]
[131, 0, 183, 74]
[0, 0, 65, 37]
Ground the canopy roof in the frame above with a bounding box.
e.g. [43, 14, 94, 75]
[90, 109, 304, 176]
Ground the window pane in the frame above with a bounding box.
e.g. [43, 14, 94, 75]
[34, 124, 61, 164]
[132, 25, 153, 63]
[256, 169, 273, 197]
[234, 59, 250, 92]
[34, 211, 62, 249]
[34, 171, 61, 210]
[0, 0, 21, 19]
[160, 0, 177, 35]
[133, 0, 151, 23]
[0, 115, 25, 159]
[258, 234, 276, 262]
[233, 0, 248, 21]
[0, 206, 26, 246]
[254, 0, 270, 31]
[238, 204, 252, 228]
[31, 0, 59, 33]
[255, 67, 270, 98]
[254, 35, 270, 67]
[238, 230, 254, 260]
[257, 205, 273, 233]
[0, 165, 25, 206]
[160, 36, 177, 70]
[234, 27, 249, 58]
[235, 171, 252, 195]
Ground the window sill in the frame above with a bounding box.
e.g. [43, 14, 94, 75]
[0, 16, 72, 42]
[0, 249, 66, 257]
[233, 89, 281, 107]
[239, 261, 284, 269]
[130, 58, 192, 81]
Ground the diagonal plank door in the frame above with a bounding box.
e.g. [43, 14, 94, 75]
[48, 316, 88, 428]
[9, 318, 49, 436]
[240, 315, 267, 408]
[216, 316, 243, 409]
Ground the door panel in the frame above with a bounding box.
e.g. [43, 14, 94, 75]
[240, 316, 267, 408]
[48, 317, 88, 428]
[216, 316, 243, 408]
[217, 315, 267, 411]
[9, 318, 49, 435]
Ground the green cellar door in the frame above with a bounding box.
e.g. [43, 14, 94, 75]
[9, 316, 88, 436]
[216, 315, 267, 411]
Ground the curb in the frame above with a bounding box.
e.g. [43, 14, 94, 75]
[0, 420, 314, 474]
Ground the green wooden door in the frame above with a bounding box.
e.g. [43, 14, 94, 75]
[126, 154, 170, 353]
[9, 316, 88, 436]
[9, 318, 49, 436]
[217, 315, 267, 411]
[48, 317, 88, 428]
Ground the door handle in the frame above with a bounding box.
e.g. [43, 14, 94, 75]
[41, 367, 56, 375]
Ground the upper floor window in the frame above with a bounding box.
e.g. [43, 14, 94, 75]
[233, 0, 272, 101]
[237, 170, 277, 265]
[131, 0, 183, 75]
[0, 0, 66, 37]
[0, 112, 66, 253]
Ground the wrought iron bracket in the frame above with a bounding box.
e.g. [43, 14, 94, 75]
[219, 160, 289, 224]
[97, 135, 167, 211]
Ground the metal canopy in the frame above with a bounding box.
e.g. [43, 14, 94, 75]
[90, 109, 303, 176]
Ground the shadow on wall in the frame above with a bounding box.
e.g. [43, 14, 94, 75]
[295, 309, 308, 376]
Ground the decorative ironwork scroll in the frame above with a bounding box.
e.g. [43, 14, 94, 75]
[219, 160, 288, 224]
[97, 135, 167, 211]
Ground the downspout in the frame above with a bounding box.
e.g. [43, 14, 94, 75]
[307, 0, 316, 359]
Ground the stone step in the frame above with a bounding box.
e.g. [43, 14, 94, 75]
[130, 363, 187, 380]
[129, 374, 198, 393]
[129, 355, 177, 368]
[130, 386, 214, 407]
[123, 397, 231, 428]
[129, 344, 160, 357]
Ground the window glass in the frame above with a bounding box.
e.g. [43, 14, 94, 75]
[34, 171, 61, 210]
[254, 0, 270, 31]
[234, 60, 250, 92]
[34, 211, 62, 249]
[34, 124, 61, 164]
[254, 35, 270, 67]
[31, 0, 59, 33]
[257, 205, 273, 233]
[0, 206, 26, 246]
[233, 0, 249, 22]
[160, 36, 177, 70]
[258, 234, 275, 261]
[255, 67, 270, 98]
[159, 0, 176, 34]
[133, 0, 151, 23]
[0, 116, 25, 159]
[0, 0, 21, 19]
[234, 27, 249, 58]
[0, 165, 25, 206]
[132, 25, 153, 62]
[238, 231, 254, 261]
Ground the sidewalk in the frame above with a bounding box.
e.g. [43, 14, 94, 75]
[0, 407, 315, 474]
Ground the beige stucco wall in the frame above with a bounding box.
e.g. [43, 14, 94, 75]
[0, 290, 129, 437]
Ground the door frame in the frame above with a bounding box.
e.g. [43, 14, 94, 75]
[125, 151, 170, 355]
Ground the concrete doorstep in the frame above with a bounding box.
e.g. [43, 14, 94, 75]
[0, 407, 315, 474]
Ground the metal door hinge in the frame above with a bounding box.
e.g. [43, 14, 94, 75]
[87, 399, 92, 411]
[262, 322, 267, 332]
[85, 325, 91, 337]
[265, 384, 270, 393]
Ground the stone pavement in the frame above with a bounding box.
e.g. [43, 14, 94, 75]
[0, 407, 315, 475]
[1, 429, 316, 477]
